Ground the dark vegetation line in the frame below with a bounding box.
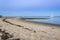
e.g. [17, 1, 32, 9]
[2, 18, 23, 27]
[2, 18, 36, 33]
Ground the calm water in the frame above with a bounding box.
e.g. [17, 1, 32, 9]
[26, 17, 60, 25]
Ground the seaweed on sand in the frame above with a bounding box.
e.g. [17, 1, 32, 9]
[0, 29, 20, 40]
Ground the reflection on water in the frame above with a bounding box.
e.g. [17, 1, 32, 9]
[26, 17, 60, 25]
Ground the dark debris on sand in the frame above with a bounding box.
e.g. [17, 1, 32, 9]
[0, 29, 20, 40]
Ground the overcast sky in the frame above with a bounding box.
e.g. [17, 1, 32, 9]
[0, 0, 60, 16]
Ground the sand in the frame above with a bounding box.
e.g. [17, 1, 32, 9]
[0, 17, 60, 40]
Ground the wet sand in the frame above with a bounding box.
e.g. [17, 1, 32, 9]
[0, 17, 60, 40]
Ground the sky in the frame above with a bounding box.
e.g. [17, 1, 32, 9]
[0, 0, 60, 16]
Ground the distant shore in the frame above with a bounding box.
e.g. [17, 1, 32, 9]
[26, 21, 60, 27]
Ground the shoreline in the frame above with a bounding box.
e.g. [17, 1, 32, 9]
[0, 18, 60, 40]
[26, 21, 60, 27]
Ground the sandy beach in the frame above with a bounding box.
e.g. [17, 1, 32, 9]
[0, 17, 60, 40]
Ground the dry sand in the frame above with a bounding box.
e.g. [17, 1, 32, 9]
[0, 17, 60, 40]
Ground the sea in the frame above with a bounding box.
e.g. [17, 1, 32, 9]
[26, 16, 60, 25]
